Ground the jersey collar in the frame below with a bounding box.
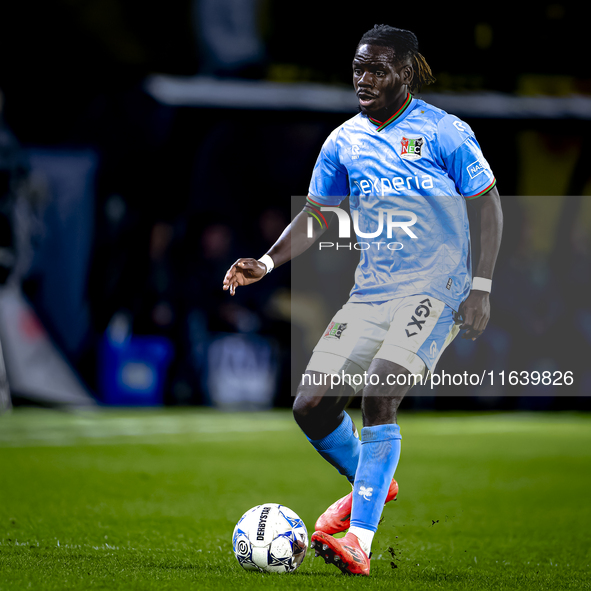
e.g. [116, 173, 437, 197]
[366, 93, 413, 132]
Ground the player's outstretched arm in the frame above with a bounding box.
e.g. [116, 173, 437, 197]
[222, 203, 332, 296]
[459, 186, 503, 339]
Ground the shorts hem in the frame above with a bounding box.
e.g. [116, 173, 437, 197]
[373, 344, 427, 377]
[305, 352, 367, 394]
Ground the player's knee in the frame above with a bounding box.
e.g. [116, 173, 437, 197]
[292, 393, 323, 426]
[292, 389, 345, 439]
[293, 371, 355, 437]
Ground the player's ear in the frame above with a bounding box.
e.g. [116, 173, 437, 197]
[402, 64, 413, 87]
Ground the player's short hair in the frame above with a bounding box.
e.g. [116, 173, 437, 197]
[357, 24, 436, 93]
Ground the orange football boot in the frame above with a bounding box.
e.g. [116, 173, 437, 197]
[311, 531, 370, 576]
[315, 478, 399, 535]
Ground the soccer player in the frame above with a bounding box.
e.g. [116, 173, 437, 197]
[223, 24, 503, 576]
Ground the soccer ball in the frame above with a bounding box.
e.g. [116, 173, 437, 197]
[232, 503, 308, 573]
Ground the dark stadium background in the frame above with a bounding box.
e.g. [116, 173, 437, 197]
[0, 0, 589, 411]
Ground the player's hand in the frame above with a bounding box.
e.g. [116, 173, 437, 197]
[458, 290, 490, 340]
[222, 258, 267, 296]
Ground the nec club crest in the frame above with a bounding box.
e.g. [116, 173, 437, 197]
[400, 136, 424, 161]
[324, 322, 348, 340]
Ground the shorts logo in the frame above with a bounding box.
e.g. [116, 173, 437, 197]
[324, 321, 348, 339]
[405, 298, 432, 337]
[430, 340, 438, 358]
[467, 159, 487, 180]
[400, 136, 424, 160]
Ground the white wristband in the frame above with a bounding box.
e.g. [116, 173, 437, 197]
[258, 254, 275, 275]
[472, 277, 492, 293]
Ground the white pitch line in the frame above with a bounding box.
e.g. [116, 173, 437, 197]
[0, 539, 230, 554]
[0, 418, 291, 448]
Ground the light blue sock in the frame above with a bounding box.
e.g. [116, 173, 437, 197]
[306, 412, 360, 484]
[350, 424, 401, 532]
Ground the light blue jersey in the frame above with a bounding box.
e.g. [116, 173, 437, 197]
[308, 94, 496, 310]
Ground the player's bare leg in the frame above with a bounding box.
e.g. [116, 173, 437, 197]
[361, 358, 413, 426]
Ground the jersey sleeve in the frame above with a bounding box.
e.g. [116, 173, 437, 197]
[308, 127, 349, 206]
[437, 114, 496, 199]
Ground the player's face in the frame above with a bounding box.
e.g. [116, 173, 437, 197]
[353, 44, 410, 119]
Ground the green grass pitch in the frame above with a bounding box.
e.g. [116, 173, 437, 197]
[1, 407, 590, 590]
